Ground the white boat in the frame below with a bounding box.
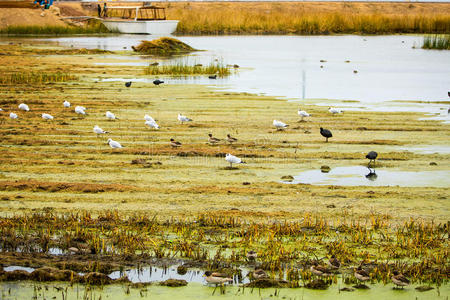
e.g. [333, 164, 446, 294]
[101, 5, 179, 35]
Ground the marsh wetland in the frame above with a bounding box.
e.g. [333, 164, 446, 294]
[0, 33, 448, 299]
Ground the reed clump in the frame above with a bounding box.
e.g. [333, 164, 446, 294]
[422, 34, 450, 50]
[0, 72, 77, 84]
[144, 62, 230, 76]
[132, 37, 197, 56]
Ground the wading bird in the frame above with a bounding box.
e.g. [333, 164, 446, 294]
[170, 138, 182, 148]
[144, 115, 155, 122]
[391, 271, 410, 289]
[75, 106, 86, 115]
[366, 151, 378, 167]
[178, 114, 192, 124]
[310, 263, 332, 277]
[246, 250, 257, 261]
[320, 127, 332, 142]
[252, 269, 268, 280]
[93, 125, 108, 136]
[226, 134, 238, 144]
[107, 138, 122, 149]
[203, 271, 232, 285]
[225, 153, 245, 168]
[42, 113, 53, 120]
[106, 111, 118, 120]
[208, 75, 217, 79]
[328, 255, 341, 269]
[354, 266, 370, 284]
[9, 112, 18, 119]
[273, 120, 289, 130]
[63, 101, 71, 108]
[153, 79, 164, 86]
[125, 81, 132, 87]
[298, 109, 310, 121]
[145, 120, 159, 129]
[18, 103, 30, 111]
[208, 133, 220, 144]
[328, 107, 342, 114]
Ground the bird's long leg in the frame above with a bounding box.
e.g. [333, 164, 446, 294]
[229, 162, 232, 168]
[326, 137, 328, 143]
[212, 285, 217, 296]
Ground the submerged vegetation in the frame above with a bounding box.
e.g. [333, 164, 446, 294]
[145, 61, 230, 76]
[422, 34, 450, 50]
[132, 37, 197, 56]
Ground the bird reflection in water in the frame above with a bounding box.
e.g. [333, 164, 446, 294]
[365, 167, 378, 181]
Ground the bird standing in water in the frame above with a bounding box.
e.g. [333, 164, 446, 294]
[125, 81, 132, 87]
[366, 151, 378, 167]
[391, 271, 410, 289]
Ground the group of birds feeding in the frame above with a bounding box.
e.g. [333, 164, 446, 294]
[3, 98, 379, 168]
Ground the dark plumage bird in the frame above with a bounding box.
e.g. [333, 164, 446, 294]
[170, 138, 181, 148]
[226, 134, 238, 144]
[153, 79, 164, 86]
[366, 151, 378, 167]
[448, 91, 450, 98]
[252, 269, 268, 279]
[125, 81, 132, 87]
[391, 271, 410, 289]
[310, 263, 332, 277]
[328, 255, 341, 269]
[355, 266, 370, 283]
[208, 75, 217, 79]
[208, 133, 221, 144]
[320, 127, 332, 142]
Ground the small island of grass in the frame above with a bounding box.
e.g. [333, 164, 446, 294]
[132, 37, 197, 56]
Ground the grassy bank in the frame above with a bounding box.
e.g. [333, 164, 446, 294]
[0, 72, 77, 84]
[0, 21, 115, 35]
[422, 34, 450, 50]
[163, 2, 450, 35]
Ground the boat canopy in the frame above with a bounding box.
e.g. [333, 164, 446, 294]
[106, 5, 166, 21]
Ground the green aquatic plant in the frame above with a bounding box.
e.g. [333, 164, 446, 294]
[144, 61, 231, 76]
[422, 34, 450, 50]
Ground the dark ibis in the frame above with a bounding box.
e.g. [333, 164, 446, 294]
[366, 151, 378, 167]
[320, 127, 332, 142]
[153, 79, 164, 86]
[125, 81, 132, 87]
[208, 75, 217, 79]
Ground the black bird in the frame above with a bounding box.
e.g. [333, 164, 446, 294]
[153, 79, 164, 86]
[366, 151, 378, 167]
[447, 91, 450, 98]
[320, 127, 332, 142]
[208, 75, 217, 79]
[125, 81, 132, 88]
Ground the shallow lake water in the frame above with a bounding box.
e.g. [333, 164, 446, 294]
[33, 35, 450, 116]
[284, 166, 450, 187]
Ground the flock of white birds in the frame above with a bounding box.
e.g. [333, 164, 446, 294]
[3, 100, 343, 168]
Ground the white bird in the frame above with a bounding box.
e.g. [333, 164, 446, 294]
[178, 113, 192, 124]
[329, 107, 343, 114]
[42, 113, 53, 120]
[273, 119, 289, 130]
[145, 120, 159, 129]
[0, 108, 3, 111]
[225, 153, 246, 168]
[93, 125, 108, 136]
[75, 106, 86, 115]
[9, 112, 18, 119]
[144, 114, 155, 122]
[63, 101, 70, 108]
[107, 138, 122, 149]
[298, 109, 311, 121]
[106, 111, 117, 120]
[18, 103, 30, 111]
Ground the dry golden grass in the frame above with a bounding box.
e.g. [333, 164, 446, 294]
[161, 2, 450, 34]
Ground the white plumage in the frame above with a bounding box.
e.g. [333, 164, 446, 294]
[18, 103, 30, 111]
[178, 113, 192, 124]
[144, 114, 155, 122]
[145, 120, 159, 129]
[93, 125, 108, 135]
[329, 107, 343, 114]
[0, 108, 3, 111]
[63, 101, 71, 108]
[42, 113, 54, 120]
[75, 106, 86, 115]
[225, 153, 245, 167]
[106, 111, 117, 120]
[10, 112, 18, 119]
[273, 119, 289, 130]
[107, 138, 122, 149]
[298, 109, 310, 121]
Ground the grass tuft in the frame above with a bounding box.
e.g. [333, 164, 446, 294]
[132, 37, 197, 56]
[144, 61, 230, 76]
[0, 72, 77, 84]
[422, 34, 450, 50]
[0, 20, 116, 35]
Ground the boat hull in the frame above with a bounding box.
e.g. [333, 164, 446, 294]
[102, 20, 179, 35]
